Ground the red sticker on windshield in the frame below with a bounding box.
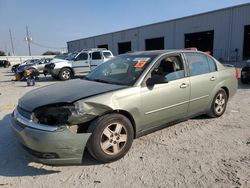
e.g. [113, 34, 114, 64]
[134, 61, 146, 68]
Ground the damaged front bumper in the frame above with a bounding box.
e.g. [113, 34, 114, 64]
[43, 67, 60, 77]
[10, 107, 91, 165]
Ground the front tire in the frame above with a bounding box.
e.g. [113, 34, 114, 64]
[87, 114, 134, 163]
[208, 89, 228, 118]
[59, 68, 73, 81]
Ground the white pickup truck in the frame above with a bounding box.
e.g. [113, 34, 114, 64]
[44, 48, 113, 80]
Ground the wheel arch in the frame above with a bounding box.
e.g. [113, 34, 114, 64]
[206, 83, 230, 113]
[111, 109, 137, 138]
[60, 66, 75, 76]
[82, 108, 137, 138]
[221, 86, 229, 99]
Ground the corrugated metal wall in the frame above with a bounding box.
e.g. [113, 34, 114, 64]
[67, 3, 250, 61]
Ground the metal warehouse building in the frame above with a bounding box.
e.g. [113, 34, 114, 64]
[67, 3, 250, 61]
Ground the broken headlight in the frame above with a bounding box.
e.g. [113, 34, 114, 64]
[32, 104, 74, 126]
[32, 102, 98, 127]
[32, 100, 112, 130]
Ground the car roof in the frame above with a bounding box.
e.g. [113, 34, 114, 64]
[78, 48, 112, 53]
[123, 49, 202, 56]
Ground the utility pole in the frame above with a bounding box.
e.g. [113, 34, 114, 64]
[4, 43, 8, 55]
[25, 25, 32, 56]
[9, 29, 15, 56]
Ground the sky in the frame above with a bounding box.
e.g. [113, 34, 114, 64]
[0, 0, 249, 56]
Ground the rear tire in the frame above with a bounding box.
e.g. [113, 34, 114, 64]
[87, 113, 134, 163]
[208, 89, 228, 118]
[59, 68, 73, 81]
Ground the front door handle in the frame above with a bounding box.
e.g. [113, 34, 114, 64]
[210, 76, 216, 81]
[180, 83, 189, 88]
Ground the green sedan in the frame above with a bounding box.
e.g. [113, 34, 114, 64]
[10, 50, 238, 164]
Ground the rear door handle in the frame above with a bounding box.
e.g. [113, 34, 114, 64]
[210, 76, 216, 81]
[180, 83, 189, 88]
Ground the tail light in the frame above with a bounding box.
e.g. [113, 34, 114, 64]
[235, 68, 239, 80]
[205, 51, 211, 55]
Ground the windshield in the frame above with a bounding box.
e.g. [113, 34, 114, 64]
[86, 54, 156, 86]
[54, 54, 68, 60]
[65, 52, 79, 60]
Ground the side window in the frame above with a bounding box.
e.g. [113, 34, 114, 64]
[152, 55, 185, 81]
[76, 53, 88, 61]
[207, 56, 217, 72]
[186, 53, 210, 76]
[92, 52, 102, 60]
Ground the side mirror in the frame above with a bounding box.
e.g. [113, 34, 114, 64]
[146, 75, 168, 87]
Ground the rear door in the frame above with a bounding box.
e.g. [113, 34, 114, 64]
[140, 53, 190, 131]
[72, 52, 90, 74]
[90, 51, 104, 70]
[184, 52, 219, 116]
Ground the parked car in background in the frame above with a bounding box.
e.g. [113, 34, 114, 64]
[17, 58, 52, 73]
[44, 48, 113, 80]
[241, 59, 250, 84]
[0, 60, 11, 68]
[11, 64, 20, 72]
[11, 59, 40, 73]
[10, 50, 238, 165]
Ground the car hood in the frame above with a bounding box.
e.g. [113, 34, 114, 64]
[51, 58, 71, 64]
[18, 79, 127, 112]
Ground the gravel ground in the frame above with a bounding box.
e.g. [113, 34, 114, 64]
[0, 67, 250, 188]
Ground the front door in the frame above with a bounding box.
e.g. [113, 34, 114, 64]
[140, 54, 190, 131]
[73, 52, 90, 74]
[90, 51, 104, 70]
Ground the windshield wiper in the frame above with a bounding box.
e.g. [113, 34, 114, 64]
[92, 78, 113, 84]
[90, 78, 126, 85]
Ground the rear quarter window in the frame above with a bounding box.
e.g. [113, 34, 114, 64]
[207, 56, 217, 72]
[185, 53, 210, 76]
[103, 52, 112, 58]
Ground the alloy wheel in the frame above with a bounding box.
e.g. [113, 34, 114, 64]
[214, 93, 226, 114]
[100, 123, 128, 155]
[62, 70, 70, 79]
